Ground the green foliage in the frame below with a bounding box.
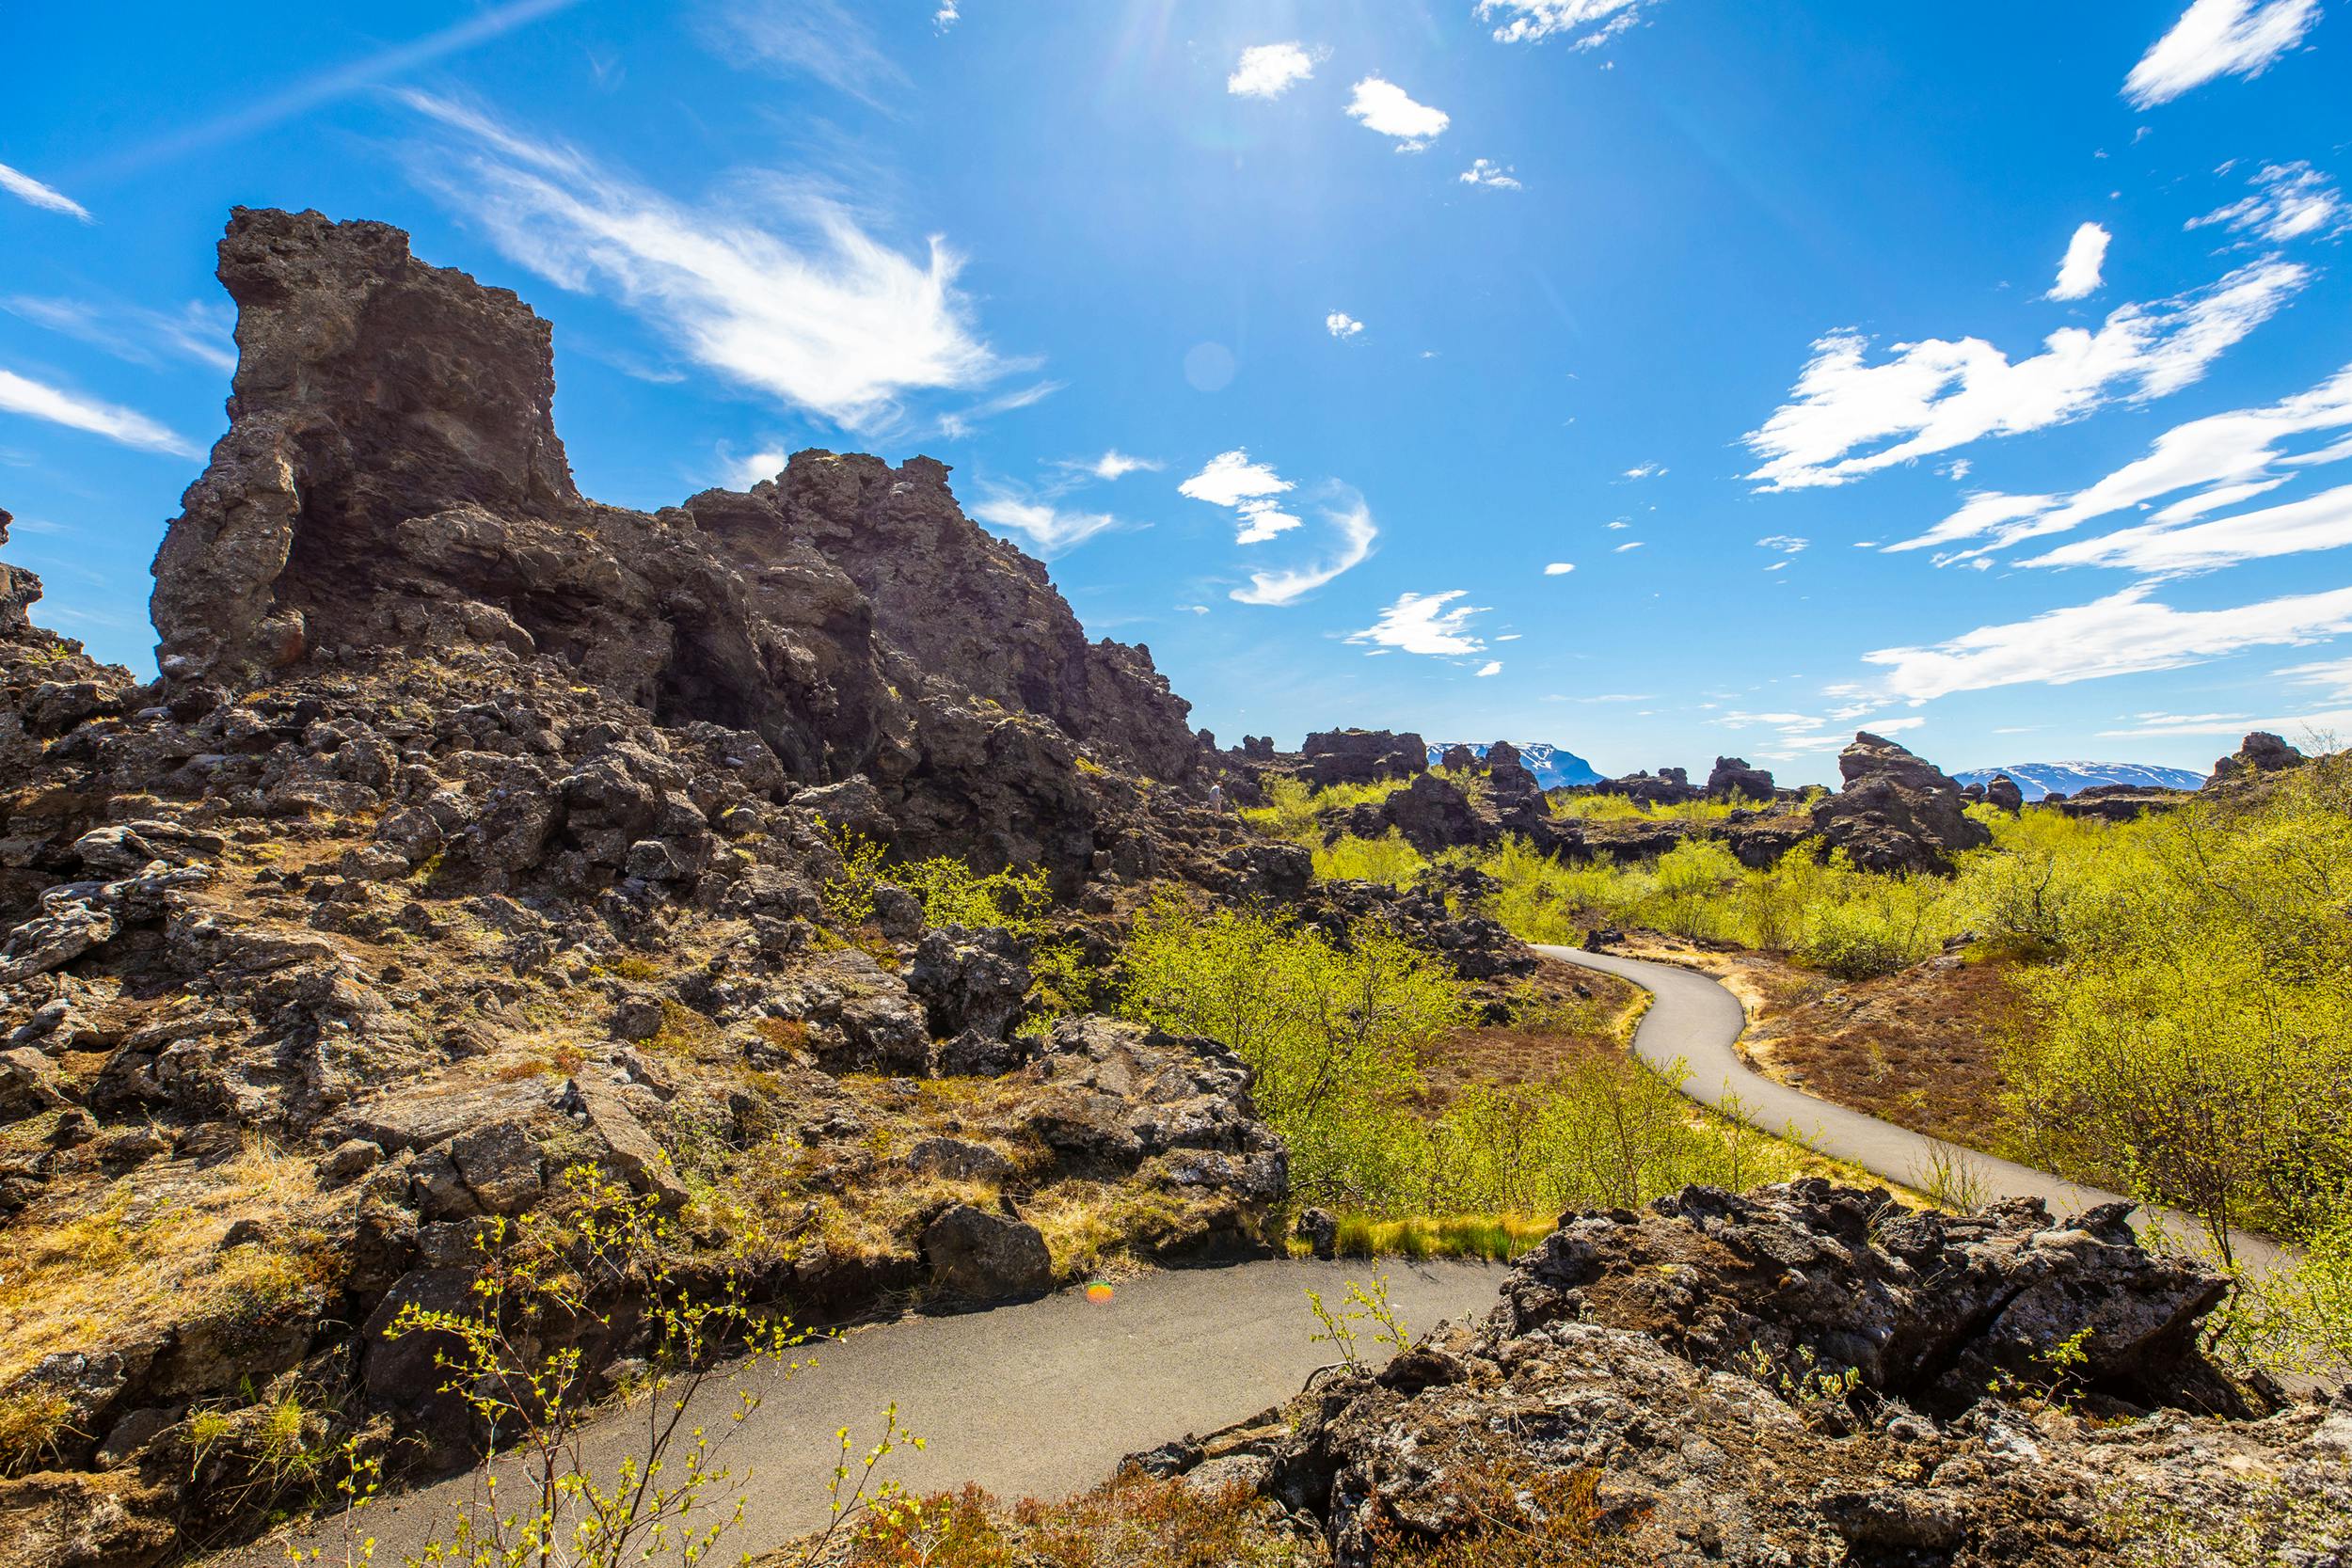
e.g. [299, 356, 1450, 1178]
[1119, 896, 1798, 1217]
[820, 823, 892, 928]
[1120, 896, 1469, 1206]
[1304, 1273, 1411, 1371]
[1470, 832, 1957, 977]
[1235, 775, 1412, 844]
[2000, 759, 2352, 1265]
[1547, 791, 1749, 823]
[1311, 830, 1426, 889]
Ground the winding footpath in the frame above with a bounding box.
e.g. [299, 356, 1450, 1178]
[248, 1258, 1504, 1564]
[252, 947, 2278, 1563]
[1538, 942, 2283, 1273]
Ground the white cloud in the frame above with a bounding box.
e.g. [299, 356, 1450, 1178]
[1326, 311, 1365, 339]
[1718, 707, 1926, 762]
[1743, 258, 2308, 490]
[2189, 161, 2346, 244]
[401, 90, 1005, 433]
[1756, 534, 1809, 554]
[1459, 158, 1522, 190]
[2278, 657, 2352, 698]
[1347, 590, 1490, 656]
[1180, 449, 1292, 510]
[1605, 518, 1630, 530]
[0, 163, 92, 223]
[2124, 0, 2319, 108]
[1231, 490, 1377, 606]
[1544, 562, 1576, 575]
[1890, 362, 2352, 561]
[2096, 704, 2352, 740]
[1496, 633, 1523, 641]
[969, 493, 1124, 558]
[2023, 482, 2352, 574]
[3, 295, 236, 372]
[934, 2, 959, 30]
[1476, 660, 1504, 677]
[1613, 541, 1644, 552]
[0, 366, 197, 455]
[2046, 222, 2111, 301]
[1862, 581, 2352, 701]
[1229, 41, 1317, 99]
[1180, 447, 1297, 548]
[729, 448, 787, 487]
[1344, 77, 1450, 150]
[1079, 449, 1161, 482]
[1623, 461, 1665, 479]
[1477, 0, 1653, 49]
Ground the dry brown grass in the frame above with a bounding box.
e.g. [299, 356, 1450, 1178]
[0, 1135, 329, 1388]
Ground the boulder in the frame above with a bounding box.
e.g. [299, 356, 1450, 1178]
[919, 1203, 1052, 1298]
[1150, 1180, 2312, 1568]
[1811, 731, 1990, 873]
[1301, 730, 1426, 788]
[907, 925, 1031, 1044]
[2207, 730, 2305, 786]
[1984, 771, 2025, 812]
[1705, 755, 1774, 800]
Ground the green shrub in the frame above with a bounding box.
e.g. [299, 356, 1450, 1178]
[1311, 831, 1426, 888]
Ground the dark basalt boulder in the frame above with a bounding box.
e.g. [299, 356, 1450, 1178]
[144, 208, 1200, 879]
[1984, 771, 2025, 812]
[2206, 730, 2304, 786]
[1437, 743, 1478, 772]
[1594, 766, 1701, 806]
[1811, 731, 1990, 873]
[1705, 755, 1774, 800]
[1142, 1180, 2325, 1568]
[2047, 784, 2183, 823]
[1301, 729, 1426, 788]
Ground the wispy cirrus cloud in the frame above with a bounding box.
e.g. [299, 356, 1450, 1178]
[1344, 77, 1450, 150]
[706, 0, 907, 109]
[0, 163, 92, 222]
[2189, 161, 2345, 244]
[0, 366, 197, 455]
[1862, 581, 2352, 702]
[969, 490, 1129, 557]
[2124, 0, 2319, 108]
[1230, 486, 1378, 606]
[1890, 362, 2352, 563]
[3, 295, 236, 372]
[1228, 41, 1319, 99]
[1477, 0, 1657, 50]
[1070, 450, 1161, 482]
[400, 90, 1011, 434]
[2046, 222, 2111, 301]
[1743, 258, 2308, 490]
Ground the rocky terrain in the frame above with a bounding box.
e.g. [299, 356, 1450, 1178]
[1139, 1180, 2346, 1567]
[0, 209, 1339, 1564]
[2, 207, 2340, 1568]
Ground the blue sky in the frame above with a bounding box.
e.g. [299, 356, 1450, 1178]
[2, 0, 2347, 784]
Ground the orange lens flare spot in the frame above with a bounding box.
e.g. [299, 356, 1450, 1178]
[1085, 1281, 1115, 1303]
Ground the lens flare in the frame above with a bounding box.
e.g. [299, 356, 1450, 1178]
[1085, 1280, 1115, 1304]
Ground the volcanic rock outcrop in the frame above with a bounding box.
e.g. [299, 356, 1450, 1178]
[0, 209, 1305, 1559]
[1145, 1181, 2338, 1567]
[1812, 731, 1991, 873]
[2208, 730, 2305, 787]
[149, 207, 1199, 878]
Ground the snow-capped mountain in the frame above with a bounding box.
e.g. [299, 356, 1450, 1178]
[1952, 762, 2203, 800]
[1429, 740, 1603, 789]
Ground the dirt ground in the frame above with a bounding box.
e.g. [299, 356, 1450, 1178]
[1416, 958, 1646, 1104]
[1614, 932, 2023, 1154]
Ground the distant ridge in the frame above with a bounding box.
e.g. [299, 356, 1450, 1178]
[1952, 761, 2202, 801]
[1429, 740, 1603, 788]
